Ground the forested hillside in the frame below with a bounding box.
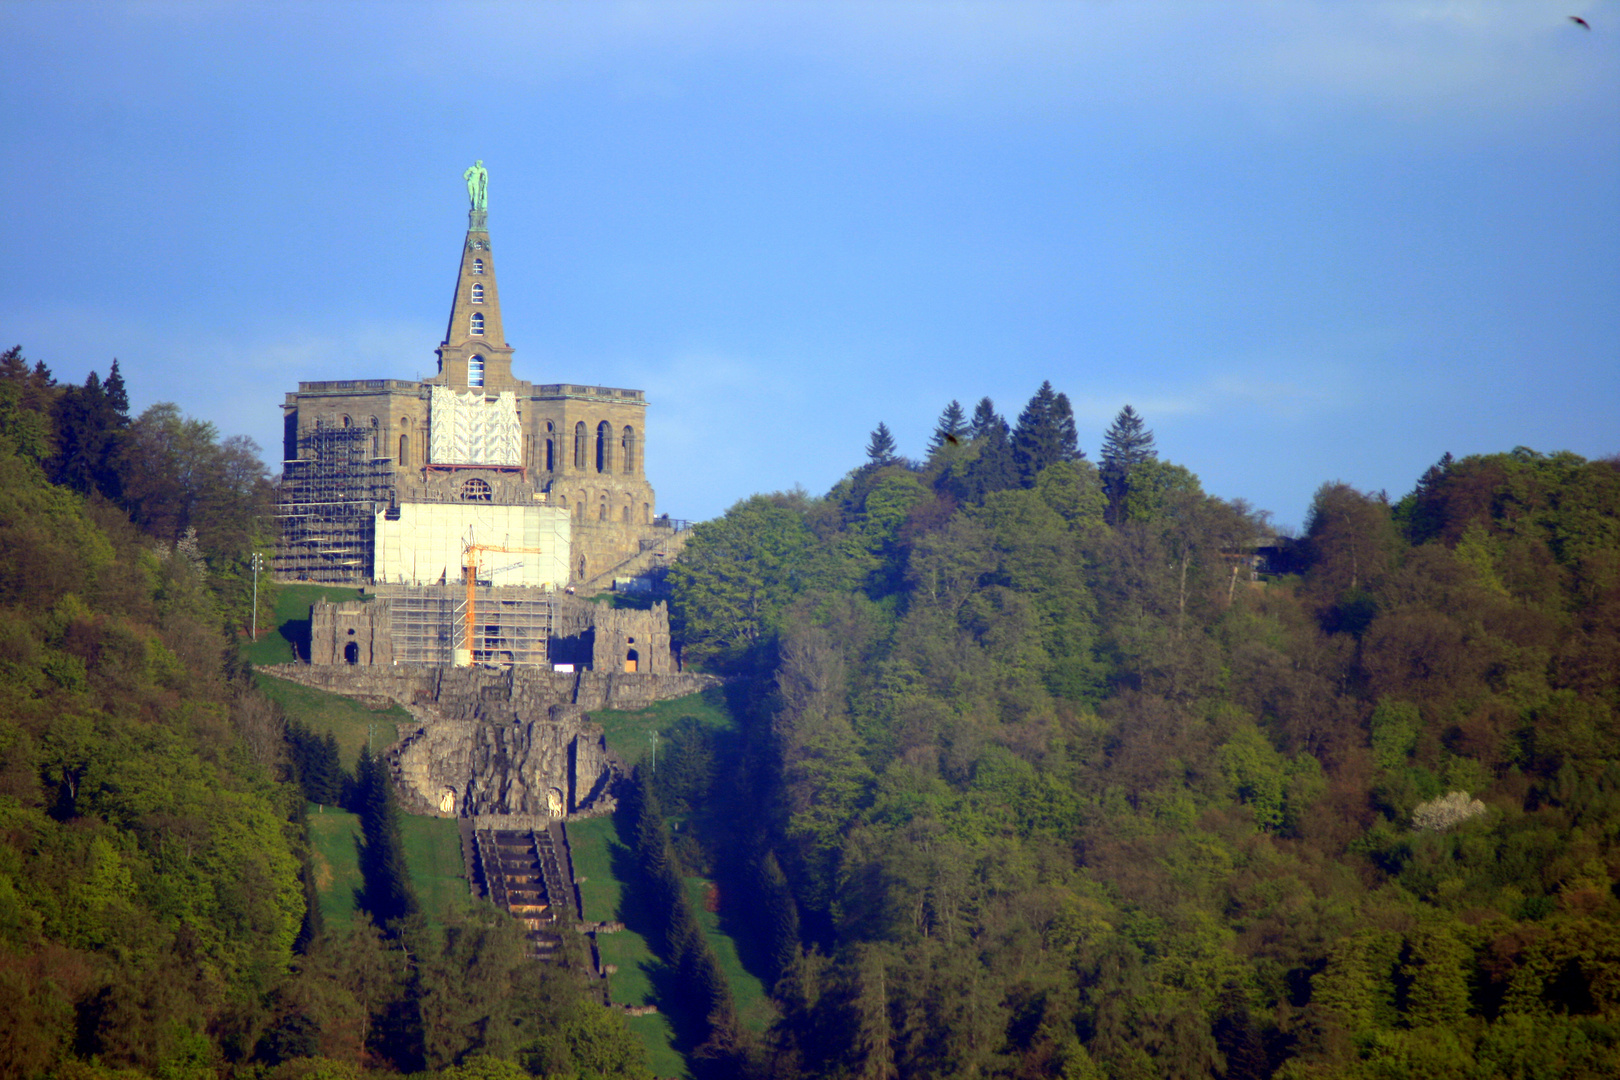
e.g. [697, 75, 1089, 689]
[663, 388, 1620, 1079]
[0, 348, 649, 1080]
[6, 347, 1619, 1080]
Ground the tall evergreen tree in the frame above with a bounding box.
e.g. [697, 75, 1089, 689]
[927, 400, 967, 454]
[1100, 404, 1156, 522]
[1011, 381, 1080, 486]
[968, 397, 1000, 439]
[865, 422, 898, 466]
[51, 368, 129, 499]
[355, 746, 418, 929]
[962, 404, 1017, 500]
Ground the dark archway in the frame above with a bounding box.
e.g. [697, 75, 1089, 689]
[621, 425, 636, 474]
[596, 421, 613, 473]
[344, 641, 359, 665]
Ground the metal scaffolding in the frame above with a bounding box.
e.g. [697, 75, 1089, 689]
[274, 427, 390, 584]
[374, 583, 552, 667]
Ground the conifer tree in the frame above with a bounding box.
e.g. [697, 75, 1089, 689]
[1100, 404, 1156, 522]
[968, 397, 1000, 439]
[865, 422, 898, 466]
[355, 746, 418, 929]
[1011, 380, 1080, 486]
[927, 400, 967, 453]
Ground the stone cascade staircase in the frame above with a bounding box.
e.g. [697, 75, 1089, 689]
[577, 524, 690, 595]
[471, 823, 575, 960]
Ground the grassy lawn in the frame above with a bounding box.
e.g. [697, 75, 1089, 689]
[589, 686, 735, 766]
[625, 1013, 687, 1080]
[255, 672, 408, 769]
[242, 583, 367, 666]
[401, 814, 467, 924]
[306, 805, 364, 930]
[685, 877, 775, 1035]
[307, 806, 467, 931]
[567, 815, 687, 1078]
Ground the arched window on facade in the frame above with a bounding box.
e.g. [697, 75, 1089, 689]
[555, 494, 567, 509]
[620, 426, 637, 475]
[596, 421, 613, 473]
[468, 354, 484, 387]
[472, 258, 484, 275]
[574, 423, 587, 470]
[460, 478, 493, 502]
[399, 433, 409, 467]
[544, 421, 554, 471]
[341, 415, 352, 428]
[621, 504, 630, 523]
[598, 495, 608, 521]
[471, 282, 484, 303]
[470, 313, 484, 336]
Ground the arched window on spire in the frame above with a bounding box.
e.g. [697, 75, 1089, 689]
[468, 354, 484, 387]
[621, 425, 637, 475]
[471, 282, 484, 303]
[472, 258, 485, 275]
[596, 421, 613, 473]
[470, 312, 484, 336]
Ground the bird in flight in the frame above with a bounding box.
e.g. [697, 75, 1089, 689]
[1570, 15, 1591, 30]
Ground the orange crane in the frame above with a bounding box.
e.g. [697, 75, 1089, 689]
[462, 542, 551, 663]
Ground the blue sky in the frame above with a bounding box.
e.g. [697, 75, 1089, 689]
[3, 1, 1616, 530]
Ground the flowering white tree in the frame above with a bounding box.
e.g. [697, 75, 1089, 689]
[1412, 791, 1488, 832]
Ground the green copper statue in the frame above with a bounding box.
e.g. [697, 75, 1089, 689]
[464, 160, 488, 210]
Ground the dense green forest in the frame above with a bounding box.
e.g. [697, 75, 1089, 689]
[6, 345, 1620, 1079]
[656, 386, 1620, 1079]
[0, 348, 651, 1080]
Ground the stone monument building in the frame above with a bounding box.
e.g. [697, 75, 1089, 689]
[275, 168, 669, 589]
[275, 165, 687, 672]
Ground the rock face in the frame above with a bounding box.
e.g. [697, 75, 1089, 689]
[392, 705, 619, 817]
[258, 662, 721, 819]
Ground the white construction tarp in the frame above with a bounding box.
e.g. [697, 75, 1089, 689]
[373, 503, 570, 588]
[428, 386, 522, 466]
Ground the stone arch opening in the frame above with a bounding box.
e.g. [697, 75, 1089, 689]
[344, 641, 359, 665]
[399, 432, 409, 467]
[460, 477, 493, 501]
[620, 425, 636, 475]
[596, 421, 612, 473]
[574, 422, 587, 470]
[624, 648, 639, 674]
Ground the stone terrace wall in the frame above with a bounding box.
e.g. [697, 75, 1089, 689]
[258, 664, 719, 714]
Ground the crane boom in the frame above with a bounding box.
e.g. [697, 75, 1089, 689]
[461, 542, 553, 665]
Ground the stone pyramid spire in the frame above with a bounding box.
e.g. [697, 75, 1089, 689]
[435, 161, 516, 391]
